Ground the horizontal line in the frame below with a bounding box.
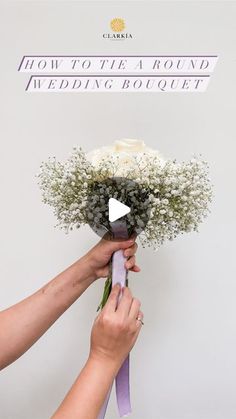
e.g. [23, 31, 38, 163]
[29, 74, 210, 78]
[20, 55, 218, 57]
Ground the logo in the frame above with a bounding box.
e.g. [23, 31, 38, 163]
[103, 17, 133, 40]
[110, 18, 125, 32]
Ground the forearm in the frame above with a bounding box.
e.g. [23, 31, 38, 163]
[52, 355, 119, 419]
[0, 254, 95, 370]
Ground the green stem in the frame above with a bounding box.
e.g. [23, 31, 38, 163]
[97, 273, 129, 312]
[96, 275, 112, 311]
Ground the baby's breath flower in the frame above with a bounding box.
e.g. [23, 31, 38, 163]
[37, 144, 213, 250]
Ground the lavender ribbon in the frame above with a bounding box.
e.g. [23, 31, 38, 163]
[112, 221, 131, 417]
[98, 220, 131, 418]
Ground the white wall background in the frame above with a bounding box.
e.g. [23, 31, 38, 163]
[0, 1, 236, 418]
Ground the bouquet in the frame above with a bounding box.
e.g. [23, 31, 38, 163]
[38, 138, 212, 417]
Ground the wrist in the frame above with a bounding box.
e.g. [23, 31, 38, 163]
[73, 254, 97, 286]
[88, 350, 121, 377]
[78, 251, 101, 282]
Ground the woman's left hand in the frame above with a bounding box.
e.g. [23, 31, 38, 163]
[84, 236, 140, 281]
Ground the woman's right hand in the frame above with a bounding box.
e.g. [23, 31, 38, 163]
[90, 283, 143, 369]
[52, 284, 143, 418]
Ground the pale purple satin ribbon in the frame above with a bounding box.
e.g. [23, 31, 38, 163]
[98, 220, 131, 419]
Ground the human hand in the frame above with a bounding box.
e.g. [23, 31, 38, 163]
[89, 283, 143, 369]
[84, 236, 140, 281]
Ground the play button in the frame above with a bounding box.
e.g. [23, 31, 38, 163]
[86, 176, 150, 240]
[108, 198, 130, 222]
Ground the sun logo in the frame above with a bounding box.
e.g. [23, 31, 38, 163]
[110, 18, 125, 32]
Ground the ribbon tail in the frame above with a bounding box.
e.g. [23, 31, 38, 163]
[116, 355, 131, 417]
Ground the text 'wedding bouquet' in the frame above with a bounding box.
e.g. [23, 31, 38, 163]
[38, 139, 212, 418]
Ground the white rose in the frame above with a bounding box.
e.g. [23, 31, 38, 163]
[114, 138, 145, 153]
[87, 138, 164, 177]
